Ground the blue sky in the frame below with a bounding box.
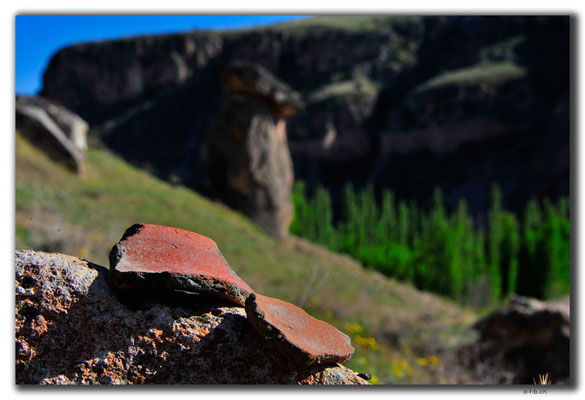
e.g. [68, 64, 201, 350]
[15, 15, 309, 95]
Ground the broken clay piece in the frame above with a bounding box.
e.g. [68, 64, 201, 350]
[245, 293, 355, 366]
[107, 223, 254, 306]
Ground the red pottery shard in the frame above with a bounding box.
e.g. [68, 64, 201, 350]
[107, 223, 254, 306]
[245, 293, 354, 366]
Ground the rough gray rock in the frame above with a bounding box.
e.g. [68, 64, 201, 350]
[206, 62, 303, 240]
[15, 250, 367, 385]
[16, 95, 88, 174]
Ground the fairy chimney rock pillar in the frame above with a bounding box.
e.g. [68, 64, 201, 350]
[206, 61, 303, 240]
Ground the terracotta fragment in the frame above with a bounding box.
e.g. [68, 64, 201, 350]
[107, 223, 254, 306]
[245, 293, 354, 366]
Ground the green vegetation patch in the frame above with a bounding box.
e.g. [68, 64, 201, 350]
[308, 76, 381, 103]
[291, 182, 570, 306]
[415, 62, 526, 93]
[255, 15, 422, 34]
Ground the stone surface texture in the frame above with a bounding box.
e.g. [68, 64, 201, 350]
[222, 61, 304, 116]
[245, 293, 355, 366]
[206, 62, 302, 240]
[15, 95, 88, 174]
[107, 223, 254, 306]
[15, 249, 367, 385]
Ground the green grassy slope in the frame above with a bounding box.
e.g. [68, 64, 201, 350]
[262, 15, 422, 33]
[415, 62, 526, 93]
[219, 15, 422, 38]
[15, 132, 476, 384]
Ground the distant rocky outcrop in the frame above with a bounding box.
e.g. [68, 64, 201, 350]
[40, 33, 224, 108]
[15, 95, 88, 174]
[16, 224, 363, 384]
[366, 16, 569, 218]
[38, 16, 569, 220]
[206, 62, 302, 239]
[457, 295, 570, 384]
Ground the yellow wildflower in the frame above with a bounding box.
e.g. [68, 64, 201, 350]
[78, 246, 89, 258]
[416, 357, 429, 366]
[428, 355, 440, 366]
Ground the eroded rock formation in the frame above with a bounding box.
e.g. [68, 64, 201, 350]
[15, 95, 88, 174]
[206, 61, 303, 240]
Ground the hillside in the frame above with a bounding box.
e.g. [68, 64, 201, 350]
[15, 132, 477, 384]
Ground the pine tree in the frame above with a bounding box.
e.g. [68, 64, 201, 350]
[500, 213, 520, 296]
[517, 199, 543, 297]
[312, 186, 336, 249]
[379, 190, 397, 243]
[359, 184, 378, 248]
[398, 201, 409, 247]
[341, 184, 359, 256]
[375, 190, 394, 256]
[290, 181, 309, 237]
[488, 184, 503, 303]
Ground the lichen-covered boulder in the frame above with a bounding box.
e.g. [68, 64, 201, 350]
[206, 62, 303, 240]
[15, 250, 367, 385]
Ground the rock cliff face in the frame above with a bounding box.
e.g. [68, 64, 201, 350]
[41, 33, 224, 108]
[39, 16, 569, 220]
[366, 16, 570, 219]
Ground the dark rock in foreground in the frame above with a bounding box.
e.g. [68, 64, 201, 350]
[107, 223, 254, 306]
[461, 295, 570, 384]
[15, 249, 367, 385]
[246, 293, 355, 366]
[15, 95, 88, 174]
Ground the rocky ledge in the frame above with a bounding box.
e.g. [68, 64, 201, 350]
[15, 224, 366, 385]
